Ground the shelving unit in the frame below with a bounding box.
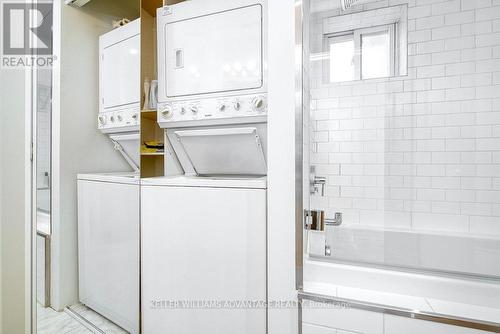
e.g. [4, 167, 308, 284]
[140, 0, 185, 178]
[140, 108, 164, 177]
[141, 109, 157, 120]
[141, 152, 164, 156]
[140, 4, 163, 178]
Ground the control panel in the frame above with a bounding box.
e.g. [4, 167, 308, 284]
[157, 94, 267, 127]
[97, 109, 139, 133]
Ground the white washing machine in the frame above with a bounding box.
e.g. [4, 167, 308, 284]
[142, 1, 268, 332]
[141, 176, 267, 334]
[141, 116, 268, 333]
[77, 172, 139, 333]
[77, 19, 141, 334]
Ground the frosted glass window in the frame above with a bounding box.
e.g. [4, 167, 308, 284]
[361, 31, 391, 79]
[328, 35, 355, 83]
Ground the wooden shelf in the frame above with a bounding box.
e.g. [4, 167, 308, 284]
[141, 152, 164, 156]
[141, 110, 157, 121]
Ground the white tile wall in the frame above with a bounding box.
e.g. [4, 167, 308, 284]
[36, 70, 52, 212]
[310, 0, 500, 237]
[37, 110, 50, 184]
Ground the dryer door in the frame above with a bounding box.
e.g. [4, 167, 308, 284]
[99, 21, 140, 113]
[158, 4, 263, 99]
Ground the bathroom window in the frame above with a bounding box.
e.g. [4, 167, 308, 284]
[359, 25, 394, 79]
[328, 34, 356, 83]
[327, 24, 395, 83]
[323, 5, 407, 83]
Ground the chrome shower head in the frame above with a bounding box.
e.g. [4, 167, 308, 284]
[340, 0, 360, 11]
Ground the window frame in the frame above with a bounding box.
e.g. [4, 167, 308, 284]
[324, 23, 397, 83]
[356, 24, 396, 80]
[325, 32, 356, 83]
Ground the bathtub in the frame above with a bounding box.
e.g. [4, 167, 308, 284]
[304, 226, 500, 325]
[37, 188, 50, 213]
[309, 226, 500, 278]
[37, 210, 50, 235]
[37, 210, 50, 307]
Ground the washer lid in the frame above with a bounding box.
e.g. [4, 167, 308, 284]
[171, 127, 267, 176]
[77, 172, 140, 184]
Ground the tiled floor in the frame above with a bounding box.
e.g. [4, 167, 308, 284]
[37, 304, 91, 334]
[37, 303, 127, 334]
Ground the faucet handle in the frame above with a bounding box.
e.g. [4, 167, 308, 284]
[314, 176, 326, 183]
[305, 211, 342, 230]
[325, 212, 342, 227]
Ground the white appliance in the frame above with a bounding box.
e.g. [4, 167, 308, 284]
[77, 173, 139, 334]
[141, 176, 267, 334]
[77, 20, 141, 334]
[156, 0, 268, 120]
[142, 1, 268, 332]
[98, 18, 140, 135]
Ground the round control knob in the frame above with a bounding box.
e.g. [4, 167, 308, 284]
[218, 103, 227, 112]
[233, 101, 241, 111]
[110, 115, 115, 123]
[252, 96, 265, 113]
[189, 105, 198, 114]
[117, 115, 123, 122]
[132, 113, 138, 120]
[180, 107, 186, 115]
[98, 115, 106, 125]
[160, 105, 173, 119]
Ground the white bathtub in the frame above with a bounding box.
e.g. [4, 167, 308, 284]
[305, 227, 500, 324]
[37, 210, 50, 235]
[37, 188, 50, 213]
[309, 226, 500, 278]
[36, 210, 50, 307]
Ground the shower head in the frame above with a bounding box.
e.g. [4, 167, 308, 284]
[340, 0, 360, 11]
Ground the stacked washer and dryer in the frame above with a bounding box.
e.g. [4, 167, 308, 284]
[141, 0, 268, 333]
[77, 19, 140, 334]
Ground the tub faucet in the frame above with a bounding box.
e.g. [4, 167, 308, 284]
[305, 210, 342, 230]
[325, 212, 342, 227]
[305, 210, 342, 257]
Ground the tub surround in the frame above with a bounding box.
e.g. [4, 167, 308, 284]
[303, 259, 500, 325]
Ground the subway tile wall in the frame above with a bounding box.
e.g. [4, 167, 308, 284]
[309, 0, 500, 237]
[36, 70, 52, 213]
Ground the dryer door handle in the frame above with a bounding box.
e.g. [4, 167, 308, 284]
[175, 49, 184, 69]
